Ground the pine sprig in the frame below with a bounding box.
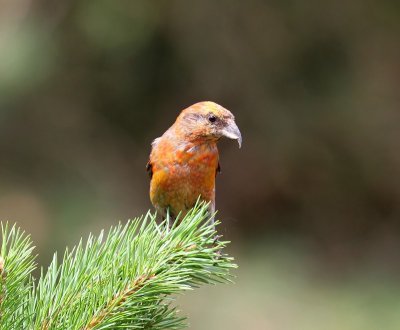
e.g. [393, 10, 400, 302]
[0, 223, 36, 329]
[25, 202, 236, 329]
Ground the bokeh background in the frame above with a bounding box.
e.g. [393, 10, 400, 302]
[1, 1, 400, 329]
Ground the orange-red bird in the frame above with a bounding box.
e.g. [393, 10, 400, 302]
[147, 101, 242, 220]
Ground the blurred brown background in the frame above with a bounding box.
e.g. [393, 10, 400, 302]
[1, 0, 400, 329]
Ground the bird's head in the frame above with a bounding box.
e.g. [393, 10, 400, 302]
[174, 101, 242, 147]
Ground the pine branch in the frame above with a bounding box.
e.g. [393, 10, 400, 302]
[6, 202, 235, 329]
[0, 223, 36, 329]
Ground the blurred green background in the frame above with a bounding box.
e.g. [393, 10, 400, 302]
[1, 0, 400, 329]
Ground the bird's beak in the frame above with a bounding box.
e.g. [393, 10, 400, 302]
[222, 120, 242, 148]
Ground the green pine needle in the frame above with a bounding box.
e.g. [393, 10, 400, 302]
[0, 202, 236, 330]
[0, 223, 36, 329]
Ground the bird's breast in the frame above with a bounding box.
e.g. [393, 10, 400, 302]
[165, 143, 218, 188]
[150, 142, 218, 215]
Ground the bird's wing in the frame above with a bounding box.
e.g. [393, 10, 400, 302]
[216, 162, 221, 177]
[146, 160, 153, 179]
[147, 137, 161, 179]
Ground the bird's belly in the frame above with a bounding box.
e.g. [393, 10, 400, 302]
[150, 153, 217, 217]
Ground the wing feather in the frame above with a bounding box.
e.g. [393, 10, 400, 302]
[216, 162, 221, 177]
[146, 161, 153, 179]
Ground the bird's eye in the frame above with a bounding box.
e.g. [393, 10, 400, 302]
[208, 114, 217, 123]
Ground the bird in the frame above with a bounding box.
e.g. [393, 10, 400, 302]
[147, 101, 242, 222]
